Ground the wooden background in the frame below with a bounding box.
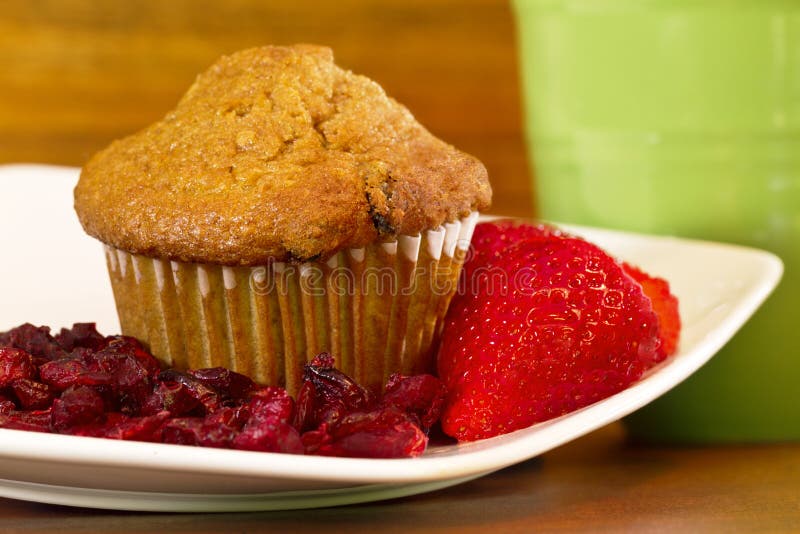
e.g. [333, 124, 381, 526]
[0, 0, 533, 217]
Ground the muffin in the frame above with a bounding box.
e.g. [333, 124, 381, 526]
[74, 45, 491, 394]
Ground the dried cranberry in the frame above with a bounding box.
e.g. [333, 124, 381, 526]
[10, 379, 55, 410]
[297, 353, 372, 431]
[104, 411, 170, 442]
[188, 367, 256, 402]
[300, 423, 332, 453]
[0, 348, 35, 388]
[55, 323, 107, 352]
[231, 387, 303, 454]
[197, 422, 240, 448]
[248, 387, 295, 424]
[234, 419, 304, 454]
[311, 353, 335, 368]
[89, 351, 140, 386]
[51, 385, 105, 432]
[67, 412, 129, 437]
[161, 407, 250, 448]
[161, 417, 204, 446]
[102, 336, 161, 378]
[382, 374, 447, 432]
[6, 324, 68, 361]
[140, 380, 201, 417]
[205, 405, 250, 430]
[162, 417, 239, 448]
[0, 395, 15, 414]
[39, 357, 95, 390]
[92, 350, 153, 413]
[40, 346, 154, 414]
[305, 407, 427, 458]
[292, 380, 315, 430]
[0, 409, 52, 432]
[157, 370, 220, 413]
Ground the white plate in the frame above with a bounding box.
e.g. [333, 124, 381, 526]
[0, 164, 783, 512]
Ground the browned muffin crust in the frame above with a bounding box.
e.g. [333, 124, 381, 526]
[75, 45, 491, 265]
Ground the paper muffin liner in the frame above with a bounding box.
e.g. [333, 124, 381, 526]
[104, 212, 479, 395]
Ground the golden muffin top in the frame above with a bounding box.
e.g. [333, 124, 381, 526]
[74, 45, 491, 265]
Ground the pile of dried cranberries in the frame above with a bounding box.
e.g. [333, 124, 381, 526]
[0, 323, 446, 458]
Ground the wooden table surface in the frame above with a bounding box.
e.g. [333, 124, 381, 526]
[1, 1, 799, 532]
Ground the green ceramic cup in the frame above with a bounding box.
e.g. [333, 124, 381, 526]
[512, 0, 800, 442]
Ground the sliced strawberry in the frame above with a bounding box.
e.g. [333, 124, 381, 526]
[439, 222, 675, 442]
[462, 220, 569, 285]
[623, 263, 681, 357]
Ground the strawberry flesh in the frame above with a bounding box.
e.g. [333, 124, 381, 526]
[439, 222, 678, 442]
[623, 263, 681, 357]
